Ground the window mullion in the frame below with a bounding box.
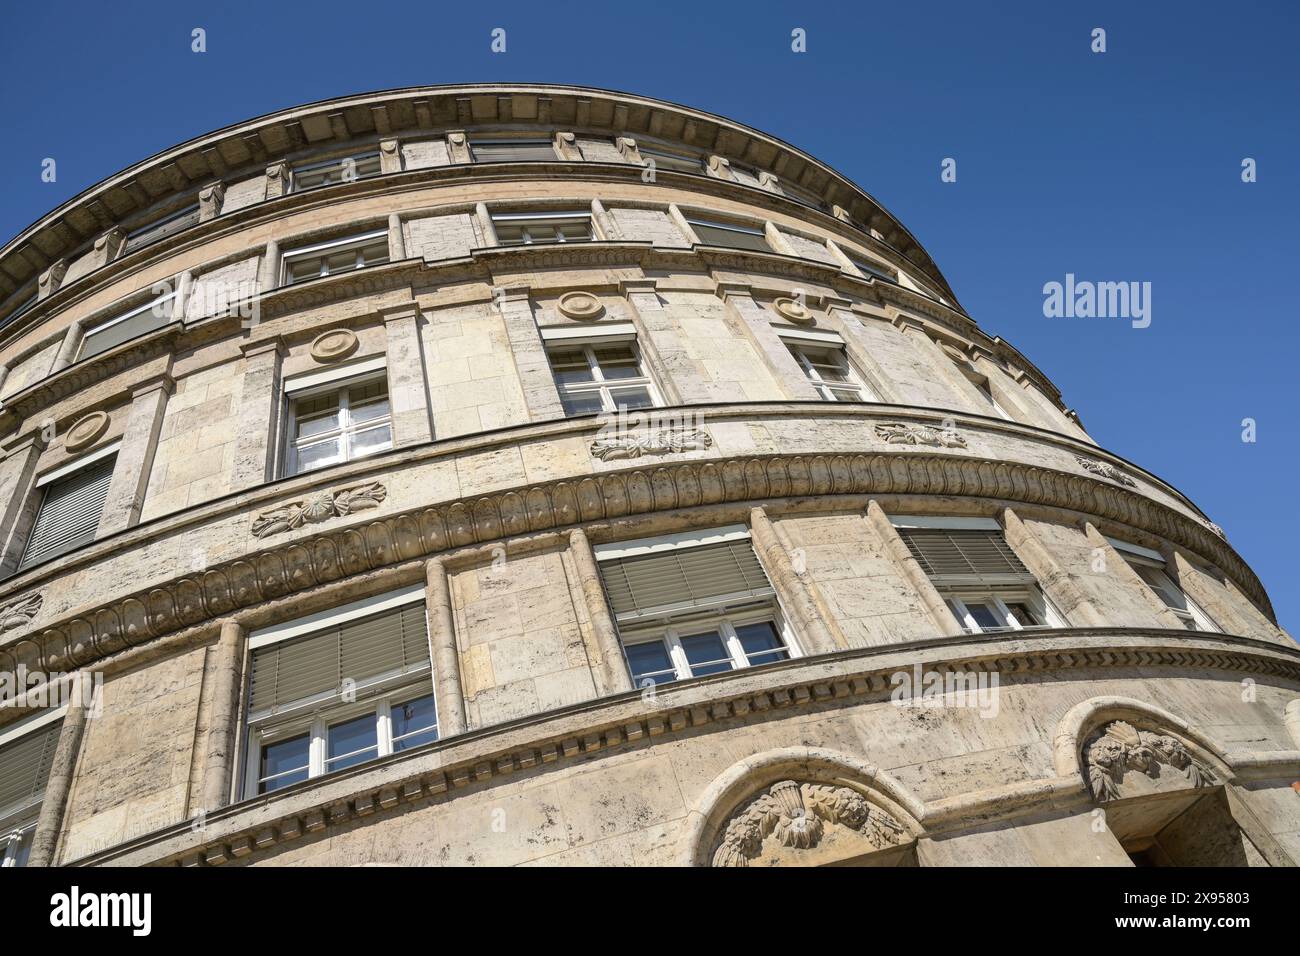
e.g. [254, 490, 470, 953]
[665, 629, 690, 680]
[721, 619, 748, 669]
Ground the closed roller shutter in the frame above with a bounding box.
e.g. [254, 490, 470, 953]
[0, 719, 61, 824]
[599, 540, 773, 622]
[249, 603, 429, 715]
[896, 528, 1033, 587]
[122, 205, 200, 254]
[18, 456, 116, 570]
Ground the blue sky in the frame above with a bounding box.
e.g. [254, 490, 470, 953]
[1, 1, 1295, 631]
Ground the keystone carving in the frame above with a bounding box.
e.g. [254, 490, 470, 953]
[0, 593, 42, 632]
[712, 780, 904, 867]
[1075, 455, 1137, 488]
[1084, 720, 1213, 802]
[589, 427, 712, 461]
[874, 421, 967, 449]
[251, 483, 386, 538]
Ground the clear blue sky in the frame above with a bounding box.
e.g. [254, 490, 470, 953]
[2, 1, 1295, 632]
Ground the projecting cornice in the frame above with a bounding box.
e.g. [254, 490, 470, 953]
[0, 440, 1277, 679]
[0, 84, 955, 311]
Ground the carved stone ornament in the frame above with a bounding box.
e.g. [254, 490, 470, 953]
[874, 421, 967, 449]
[64, 411, 111, 452]
[251, 483, 386, 538]
[1084, 720, 1214, 802]
[712, 780, 905, 867]
[556, 291, 604, 320]
[0, 592, 42, 632]
[589, 427, 712, 461]
[773, 296, 813, 323]
[310, 328, 359, 363]
[1075, 455, 1137, 488]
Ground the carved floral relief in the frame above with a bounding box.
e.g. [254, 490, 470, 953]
[251, 482, 387, 538]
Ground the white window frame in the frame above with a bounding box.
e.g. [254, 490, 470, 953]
[289, 152, 383, 192]
[943, 589, 1063, 635]
[545, 338, 661, 415]
[242, 586, 436, 798]
[684, 216, 770, 251]
[490, 210, 594, 246]
[621, 606, 799, 686]
[280, 230, 389, 285]
[1107, 537, 1216, 631]
[282, 368, 393, 477]
[783, 337, 877, 403]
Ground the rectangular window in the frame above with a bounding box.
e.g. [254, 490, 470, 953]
[0, 712, 62, 868]
[285, 373, 392, 476]
[545, 341, 658, 415]
[892, 517, 1063, 634]
[123, 203, 202, 254]
[244, 589, 436, 797]
[595, 528, 797, 687]
[685, 217, 771, 253]
[1, 289, 39, 330]
[491, 211, 593, 246]
[848, 255, 896, 284]
[79, 293, 178, 360]
[290, 152, 383, 192]
[281, 231, 389, 285]
[19, 450, 117, 570]
[785, 341, 875, 403]
[470, 139, 558, 163]
[639, 147, 704, 174]
[1108, 538, 1216, 631]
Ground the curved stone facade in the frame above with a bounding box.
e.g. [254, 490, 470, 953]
[0, 84, 1295, 868]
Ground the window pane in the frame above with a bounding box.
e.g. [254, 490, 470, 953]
[592, 346, 640, 378]
[360, 240, 390, 266]
[327, 713, 379, 771]
[608, 385, 655, 411]
[325, 249, 359, 274]
[559, 389, 605, 416]
[1003, 602, 1042, 628]
[679, 630, 734, 677]
[549, 350, 596, 385]
[964, 603, 1003, 631]
[625, 640, 676, 686]
[259, 733, 310, 793]
[392, 694, 438, 751]
[287, 257, 322, 283]
[735, 621, 788, 666]
[349, 424, 392, 458]
[472, 142, 557, 162]
[296, 438, 343, 473]
[688, 221, 770, 252]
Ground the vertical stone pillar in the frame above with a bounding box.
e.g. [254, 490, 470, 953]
[762, 221, 796, 256]
[494, 286, 566, 420]
[822, 298, 902, 403]
[198, 182, 225, 222]
[666, 204, 701, 245]
[256, 240, 281, 294]
[620, 279, 685, 406]
[232, 337, 286, 487]
[749, 507, 844, 654]
[0, 433, 47, 574]
[387, 213, 406, 260]
[378, 138, 402, 174]
[863, 500, 963, 635]
[1081, 522, 1184, 629]
[720, 283, 816, 399]
[197, 619, 246, 813]
[28, 672, 92, 867]
[0, 363, 10, 397]
[425, 558, 468, 736]
[381, 305, 434, 446]
[265, 161, 289, 200]
[98, 373, 174, 535]
[590, 198, 617, 240]
[445, 131, 471, 165]
[50, 321, 83, 372]
[567, 528, 634, 695]
[1001, 509, 1107, 627]
[899, 323, 985, 410]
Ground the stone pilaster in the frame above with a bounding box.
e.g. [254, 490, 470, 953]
[1002, 509, 1107, 627]
[445, 131, 471, 164]
[426, 557, 469, 736]
[196, 619, 246, 813]
[720, 283, 817, 400]
[620, 279, 685, 406]
[494, 286, 565, 420]
[381, 305, 434, 446]
[567, 528, 634, 695]
[822, 298, 902, 403]
[98, 373, 174, 535]
[232, 337, 286, 486]
[387, 213, 406, 260]
[198, 182, 225, 221]
[749, 506, 844, 655]
[1081, 522, 1185, 629]
[1162, 545, 1252, 635]
[265, 161, 290, 199]
[50, 321, 83, 372]
[378, 138, 402, 174]
[256, 240, 281, 293]
[0, 433, 47, 574]
[863, 500, 963, 635]
[27, 672, 91, 867]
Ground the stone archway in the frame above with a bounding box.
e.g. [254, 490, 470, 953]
[680, 747, 925, 867]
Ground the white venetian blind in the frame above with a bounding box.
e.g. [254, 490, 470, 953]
[0, 719, 61, 824]
[18, 456, 116, 570]
[897, 528, 1034, 587]
[599, 540, 774, 622]
[248, 603, 430, 715]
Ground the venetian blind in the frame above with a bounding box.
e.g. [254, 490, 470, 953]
[599, 540, 773, 622]
[896, 528, 1034, 587]
[18, 456, 116, 570]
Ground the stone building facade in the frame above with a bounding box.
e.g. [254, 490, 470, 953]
[0, 84, 1296, 868]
